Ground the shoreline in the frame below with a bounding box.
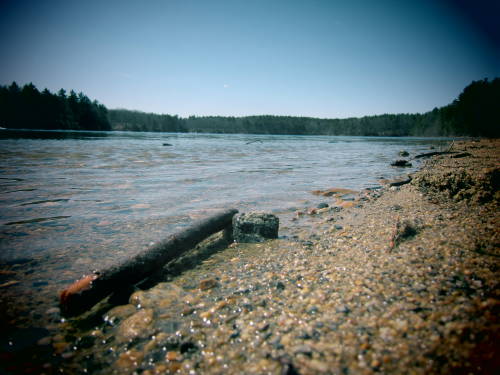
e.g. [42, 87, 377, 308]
[2, 139, 499, 374]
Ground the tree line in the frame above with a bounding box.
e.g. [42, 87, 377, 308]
[108, 109, 186, 133]
[0, 82, 110, 131]
[440, 78, 500, 137]
[0, 78, 498, 136]
[180, 112, 438, 136]
[108, 78, 499, 137]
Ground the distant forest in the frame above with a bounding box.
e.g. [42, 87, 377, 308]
[1, 78, 498, 137]
[0, 82, 110, 131]
[104, 78, 500, 137]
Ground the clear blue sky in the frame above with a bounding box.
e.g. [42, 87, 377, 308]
[0, 0, 498, 118]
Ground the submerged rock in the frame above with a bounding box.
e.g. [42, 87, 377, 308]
[115, 349, 144, 371]
[129, 283, 184, 308]
[199, 278, 218, 290]
[116, 308, 154, 343]
[104, 304, 136, 325]
[391, 159, 412, 167]
[311, 187, 357, 197]
[232, 212, 279, 243]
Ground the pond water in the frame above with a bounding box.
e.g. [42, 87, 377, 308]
[0, 130, 446, 321]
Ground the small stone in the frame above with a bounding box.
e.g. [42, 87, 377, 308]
[90, 329, 103, 337]
[166, 351, 182, 361]
[258, 322, 270, 332]
[181, 307, 195, 316]
[215, 300, 228, 310]
[391, 159, 412, 167]
[199, 310, 213, 320]
[52, 341, 69, 354]
[115, 349, 144, 370]
[308, 359, 329, 373]
[116, 308, 153, 343]
[199, 278, 218, 290]
[360, 342, 370, 350]
[336, 305, 351, 315]
[104, 304, 136, 325]
[37, 336, 52, 346]
[399, 150, 410, 157]
[233, 212, 279, 243]
[294, 344, 313, 356]
[339, 201, 355, 208]
[167, 363, 182, 373]
[129, 283, 183, 307]
[317, 203, 329, 209]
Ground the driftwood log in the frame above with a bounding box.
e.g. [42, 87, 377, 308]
[60, 208, 238, 316]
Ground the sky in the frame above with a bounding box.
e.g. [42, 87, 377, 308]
[0, 0, 498, 118]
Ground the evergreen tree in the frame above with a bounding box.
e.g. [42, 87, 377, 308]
[0, 82, 111, 130]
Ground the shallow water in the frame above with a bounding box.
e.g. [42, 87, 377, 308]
[0, 130, 446, 320]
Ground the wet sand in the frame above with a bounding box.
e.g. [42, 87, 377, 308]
[2, 139, 499, 374]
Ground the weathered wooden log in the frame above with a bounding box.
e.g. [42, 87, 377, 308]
[60, 208, 238, 317]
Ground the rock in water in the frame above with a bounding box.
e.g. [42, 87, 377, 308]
[116, 308, 154, 343]
[391, 159, 412, 167]
[232, 212, 279, 243]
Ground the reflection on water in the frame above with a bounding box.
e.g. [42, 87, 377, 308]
[0, 130, 447, 331]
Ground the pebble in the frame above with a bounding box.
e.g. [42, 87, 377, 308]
[166, 351, 182, 361]
[37, 336, 52, 346]
[116, 308, 153, 343]
[115, 349, 144, 370]
[308, 208, 318, 215]
[52, 341, 69, 354]
[199, 278, 218, 290]
[104, 304, 136, 324]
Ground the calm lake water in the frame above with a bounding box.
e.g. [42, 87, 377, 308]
[0, 130, 446, 322]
